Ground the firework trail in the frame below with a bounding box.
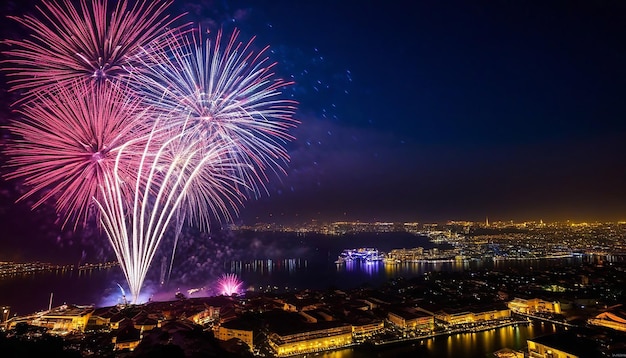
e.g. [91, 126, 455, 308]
[116, 282, 128, 305]
[96, 123, 245, 302]
[163, 139, 248, 287]
[218, 273, 243, 296]
[165, 207, 186, 286]
[4, 81, 152, 227]
[3, 0, 183, 99]
[129, 28, 299, 201]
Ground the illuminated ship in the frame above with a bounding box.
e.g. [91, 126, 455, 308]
[335, 248, 383, 264]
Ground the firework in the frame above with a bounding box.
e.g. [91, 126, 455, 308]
[129, 28, 299, 294]
[4, 2, 299, 304]
[5, 81, 152, 227]
[155, 132, 247, 231]
[129, 28, 299, 200]
[3, 0, 183, 98]
[96, 124, 244, 302]
[218, 273, 243, 296]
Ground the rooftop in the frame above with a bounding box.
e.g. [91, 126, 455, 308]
[43, 305, 94, 318]
[530, 330, 602, 358]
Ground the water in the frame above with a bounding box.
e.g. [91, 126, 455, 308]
[0, 267, 125, 316]
[229, 232, 436, 291]
[232, 254, 585, 294]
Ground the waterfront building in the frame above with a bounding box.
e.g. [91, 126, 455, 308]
[588, 305, 626, 332]
[35, 304, 94, 333]
[387, 308, 434, 332]
[425, 304, 510, 326]
[507, 297, 561, 315]
[141, 296, 231, 325]
[434, 309, 474, 325]
[268, 324, 353, 357]
[264, 310, 353, 357]
[471, 306, 511, 322]
[387, 247, 424, 262]
[350, 319, 384, 342]
[328, 222, 403, 234]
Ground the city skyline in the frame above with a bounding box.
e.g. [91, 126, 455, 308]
[0, 0, 625, 263]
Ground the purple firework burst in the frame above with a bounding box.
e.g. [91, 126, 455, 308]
[129, 28, 299, 200]
[218, 273, 243, 296]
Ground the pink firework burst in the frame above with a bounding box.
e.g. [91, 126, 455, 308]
[5, 82, 152, 228]
[218, 273, 243, 296]
[3, 0, 183, 98]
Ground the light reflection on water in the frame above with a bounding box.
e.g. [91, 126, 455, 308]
[228, 258, 308, 276]
[0, 267, 124, 315]
[230, 255, 584, 293]
[307, 322, 558, 358]
[341, 256, 585, 277]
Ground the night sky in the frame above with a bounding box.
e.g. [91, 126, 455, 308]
[1, 0, 626, 260]
[184, 0, 626, 224]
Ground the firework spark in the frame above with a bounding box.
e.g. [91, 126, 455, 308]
[130, 28, 299, 201]
[96, 124, 244, 302]
[218, 273, 243, 296]
[3, 0, 183, 98]
[5, 81, 152, 227]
